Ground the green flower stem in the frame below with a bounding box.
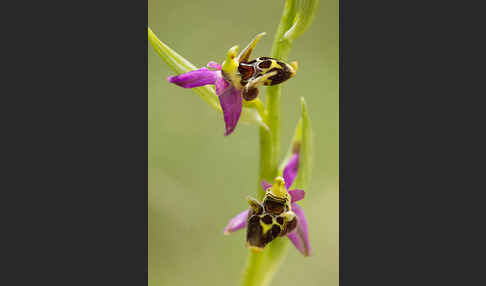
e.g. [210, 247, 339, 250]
[242, 0, 319, 284]
[258, 0, 297, 199]
[240, 250, 265, 286]
[242, 1, 298, 286]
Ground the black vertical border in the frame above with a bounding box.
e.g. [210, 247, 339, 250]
[340, 0, 483, 285]
[10, 0, 149, 284]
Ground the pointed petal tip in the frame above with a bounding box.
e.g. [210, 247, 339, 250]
[228, 45, 239, 58]
[224, 127, 236, 136]
[283, 153, 299, 189]
[223, 209, 249, 234]
[166, 68, 219, 88]
[218, 84, 242, 137]
[223, 226, 235, 235]
[287, 204, 311, 257]
[261, 180, 272, 191]
[207, 61, 222, 70]
[300, 96, 308, 107]
[304, 245, 312, 256]
[224, 128, 234, 136]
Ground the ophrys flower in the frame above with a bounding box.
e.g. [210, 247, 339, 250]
[223, 153, 310, 256]
[167, 33, 298, 136]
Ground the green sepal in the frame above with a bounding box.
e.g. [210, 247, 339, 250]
[240, 108, 269, 131]
[279, 97, 313, 190]
[148, 27, 221, 111]
[237, 32, 266, 63]
[148, 27, 268, 131]
[283, 0, 320, 42]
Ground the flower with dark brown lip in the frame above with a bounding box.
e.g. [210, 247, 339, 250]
[167, 33, 297, 136]
[223, 152, 310, 256]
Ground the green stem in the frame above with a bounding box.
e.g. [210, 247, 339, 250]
[258, 0, 297, 199]
[240, 251, 265, 286]
[242, 1, 298, 286]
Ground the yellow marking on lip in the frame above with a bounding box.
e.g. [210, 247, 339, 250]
[268, 60, 282, 70]
[259, 217, 273, 235]
[259, 60, 283, 73]
[245, 70, 278, 90]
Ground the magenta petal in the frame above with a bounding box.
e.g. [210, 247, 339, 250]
[287, 232, 304, 255]
[261, 180, 272, 191]
[215, 77, 242, 136]
[215, 76, 229, 94]
[289, 189, 305, 203]
[167, 68, 220, 88]
[223, 209, 249, 235]
[207, 61, 222, 70]
[287, 203, 311, 256]
[283, 153, 299, 189]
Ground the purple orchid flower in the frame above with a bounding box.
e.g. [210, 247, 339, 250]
[168, 61, 242, 136]
[223, 152, 311, 256]
[167, 33, 298, 136]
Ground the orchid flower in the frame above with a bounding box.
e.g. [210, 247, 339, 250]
[167, 33, 298, 136]
[223, 152, 310, 256]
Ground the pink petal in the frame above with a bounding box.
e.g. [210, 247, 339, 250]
[215, 75, 229, 94]
[215, 77, 242, 136]
[167, 68, 220, 88]
[207, 61, 222, 70]
[287, 203, 311, 256]
[283, 153, 299, 189]
[223, 209, 249, 235]
[289, 189, 305, 203]
[287, 232, 304, 254]
[261, 180, 272, 191]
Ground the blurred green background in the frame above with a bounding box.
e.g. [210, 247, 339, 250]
[148, 0, 338, 285]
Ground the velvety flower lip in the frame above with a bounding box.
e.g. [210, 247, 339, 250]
[224, 153, 311, 256]
[167, 62, 242, 136]
[222, 188, 305, 232]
